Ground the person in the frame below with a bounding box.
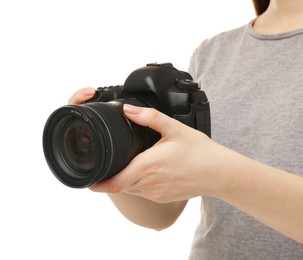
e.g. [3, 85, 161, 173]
[68, 0, 303, 258]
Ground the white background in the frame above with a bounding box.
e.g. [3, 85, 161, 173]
[0, 1, 254, 259]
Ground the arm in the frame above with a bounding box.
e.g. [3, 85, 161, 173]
[92, 104, 303, 243]
[219, 152, 303, 244]
[107, 193, 187, 230]
[69, 88, 303, 241]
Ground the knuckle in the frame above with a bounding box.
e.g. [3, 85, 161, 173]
[148, 108, 161, 123]
[88, 180, 123, 194]
[107, 182, 123, 193]
[141, 108, 159, 126]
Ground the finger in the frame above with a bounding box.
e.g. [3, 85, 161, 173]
[89, 153, 149, 193]
[123, 104, 184, 136]
[88, 170, 140, 194]
[68, 87, 95, 105]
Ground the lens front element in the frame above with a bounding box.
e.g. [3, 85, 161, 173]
[61, 118, 96, 173]
[43, 105, 110, 188]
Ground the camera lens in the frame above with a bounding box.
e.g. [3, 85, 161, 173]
[43, 100, 159, 188]
[60, 118, 96, 173]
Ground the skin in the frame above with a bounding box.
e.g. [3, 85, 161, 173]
[68, 0, 303, 243]
[253, 0, 303, 34]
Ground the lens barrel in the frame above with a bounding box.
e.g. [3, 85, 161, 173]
[43, 100, 153, 188]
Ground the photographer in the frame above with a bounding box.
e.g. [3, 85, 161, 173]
[68, 0, 303, 258]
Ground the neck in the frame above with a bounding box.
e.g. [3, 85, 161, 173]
[253, 0, 303, 34]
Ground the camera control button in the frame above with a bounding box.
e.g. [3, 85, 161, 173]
[176, 79, 199, 90]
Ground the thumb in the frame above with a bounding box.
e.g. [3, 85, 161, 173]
[123, 104, 183, 136]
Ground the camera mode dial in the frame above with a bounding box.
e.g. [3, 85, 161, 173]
[146, 62, 173, 67]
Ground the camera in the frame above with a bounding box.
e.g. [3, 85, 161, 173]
[43, 63, 211, 188]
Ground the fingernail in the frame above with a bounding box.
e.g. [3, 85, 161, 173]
[83, 87, 95, 96]
[123, 104, 142, 114]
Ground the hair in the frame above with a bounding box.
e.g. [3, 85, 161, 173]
[252, 0, 270, 15]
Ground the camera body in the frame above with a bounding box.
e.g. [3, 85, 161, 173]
[89, 62, 211, 135]
[43, 63, 211, 188]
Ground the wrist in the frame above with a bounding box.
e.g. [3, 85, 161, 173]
[211, 146, 265, 202]
[198, 141, 246, 199]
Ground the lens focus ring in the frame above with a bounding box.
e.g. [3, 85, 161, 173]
[83, 102, 134, 180]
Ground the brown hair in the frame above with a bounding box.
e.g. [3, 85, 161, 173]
[252, 0, 270, 15]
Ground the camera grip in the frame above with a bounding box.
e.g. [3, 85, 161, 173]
[173, 103, 211, 138]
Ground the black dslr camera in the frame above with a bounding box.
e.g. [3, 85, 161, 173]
[43, 63, 211, 188]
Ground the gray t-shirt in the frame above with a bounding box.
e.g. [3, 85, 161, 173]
[188, 20, 303, 259]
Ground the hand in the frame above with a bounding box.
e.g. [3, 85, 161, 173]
[89, 103, 230, 203]
[68, 87, 96, 105]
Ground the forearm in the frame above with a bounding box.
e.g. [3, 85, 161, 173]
[216, 147, 303, 243]
[107, 192, 187, 230]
